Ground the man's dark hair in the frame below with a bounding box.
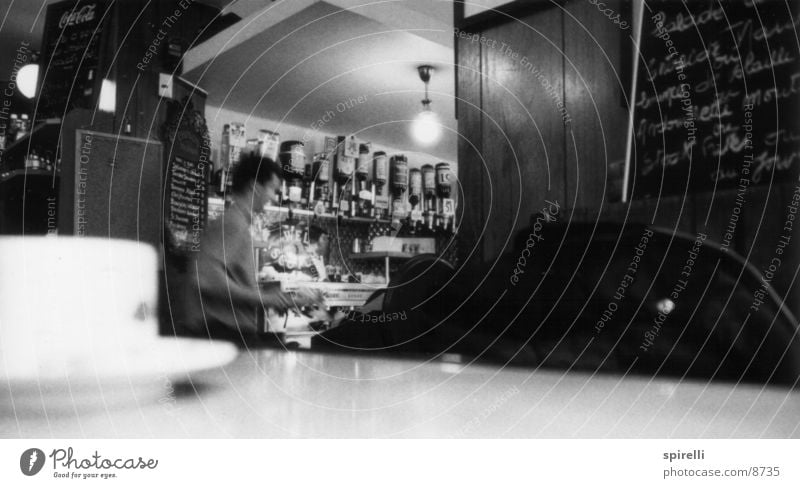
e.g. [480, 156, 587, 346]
[308, 225, 328, 243]
[230, 153, 283, 195]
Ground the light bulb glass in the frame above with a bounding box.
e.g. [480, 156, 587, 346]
[17, 64, 39, 99]
[411, 109, 441, 146]
[99, 79, 116, 113]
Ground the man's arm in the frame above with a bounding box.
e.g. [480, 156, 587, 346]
[195, 253, 295, 313]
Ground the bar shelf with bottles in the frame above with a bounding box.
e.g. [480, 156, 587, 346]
[210, 123, 458, 289]
[212, 125, 458, 240]
[0, 114, 63, 177]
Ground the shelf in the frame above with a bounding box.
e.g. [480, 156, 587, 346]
[1, 118, 62, 164]
[349, 252, 416, 260]
[261, 205, 392, 225]
[0, 168, 61, 183]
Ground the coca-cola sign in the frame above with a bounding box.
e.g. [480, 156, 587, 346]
[58, 4, 96, 29]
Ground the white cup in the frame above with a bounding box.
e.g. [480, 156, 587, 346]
[0, 236, 159, 379]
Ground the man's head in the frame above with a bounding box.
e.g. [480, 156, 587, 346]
[307, 225, 330, 257]
[231, 153, 283, 210]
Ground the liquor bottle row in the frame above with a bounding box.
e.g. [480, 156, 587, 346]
[279, 137, 456, 232]
[22, 149, 61, 172]
[0, 113, 32, 151]
[213, 124, 457, 230]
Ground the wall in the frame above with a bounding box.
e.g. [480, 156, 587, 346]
[455, 0, 800, 316]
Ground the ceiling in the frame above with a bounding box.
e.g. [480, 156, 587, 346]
[0, 0, 233, 88]
[0, 0, 457, 160]
[182, 0, 457, 161]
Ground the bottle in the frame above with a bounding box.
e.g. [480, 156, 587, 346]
[422, 164, 435, 203]
[30, 150, 40, 170]
[312, 153, 330, 212]
[355, 144, 372, 217]
[373, 151, 388, 190]
[391, 155, 409, 194]
[409, 168, 422, 209]
[215, 167, 229, 195]
[435, 162, 452, 216]
[301, 175, 312, 210]
[259, 130, 280, 162]
[390, 155, 409, 220]
[9, 114, 18, 141]
[373, 151, 388, 219]
[333, 137, 355, 215]
[421, 164, 436, 229]
[279, 141, 305, 209]
[287, 179, 302, 209]
[19, 114, 30, 139]
[279, 141, 306, 177]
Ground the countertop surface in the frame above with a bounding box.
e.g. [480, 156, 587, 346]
[2, 347, 799, 438]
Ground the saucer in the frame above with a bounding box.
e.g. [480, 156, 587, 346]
[0, 334, 239, 415]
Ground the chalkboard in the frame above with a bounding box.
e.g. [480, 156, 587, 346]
[38, 0, 110, 119]
[166, 154, 208, 252]
[626, 0, 800, 200]
[162, 97, 210, 253]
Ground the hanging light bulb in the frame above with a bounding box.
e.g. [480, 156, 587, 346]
[412, 101, 442, 146]
[98, 78, 116, 113]
[411, 65, 441, 146]
[17, 64, 39, 99]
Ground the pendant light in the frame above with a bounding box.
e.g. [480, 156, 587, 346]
[411, 65, 441, 146]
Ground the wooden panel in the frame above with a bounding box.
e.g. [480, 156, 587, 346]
[480, 6, 565, 263]
[57, 109, 114, 235]
[71, 131, 163, 247]
[455, 33, 485, 281]
[563, 0, 628, 214]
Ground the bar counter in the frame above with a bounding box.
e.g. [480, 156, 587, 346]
[2, 347, 798, 438]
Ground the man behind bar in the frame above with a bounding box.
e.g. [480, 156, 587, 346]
[181, 154, 323, 343]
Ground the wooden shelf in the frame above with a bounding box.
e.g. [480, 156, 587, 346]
[1, 118, 62, 164]
[261, 205, 391, 225]
[0, 168, 61, 183]
[349, 252, 416, 260]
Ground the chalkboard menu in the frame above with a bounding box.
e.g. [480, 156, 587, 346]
[627, 0, 800, 199]
[167, 154, 208, 252]
[38, 0, 110, 119]
[162, 97, 210, 253]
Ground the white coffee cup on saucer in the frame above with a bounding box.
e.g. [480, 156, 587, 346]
[0, 236, 159, 380]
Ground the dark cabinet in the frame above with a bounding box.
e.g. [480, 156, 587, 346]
[57, 130, 162, 247]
